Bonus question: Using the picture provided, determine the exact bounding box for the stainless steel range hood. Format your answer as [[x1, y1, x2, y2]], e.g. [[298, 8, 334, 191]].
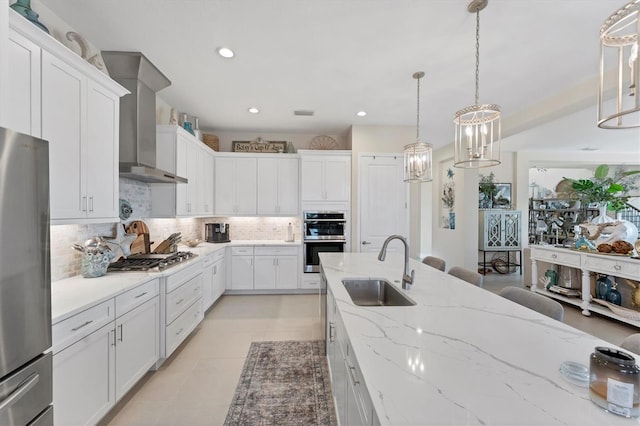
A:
[[102, 51, 187, 184]]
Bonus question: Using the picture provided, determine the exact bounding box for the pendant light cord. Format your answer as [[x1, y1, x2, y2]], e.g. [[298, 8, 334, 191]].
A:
[[416, 76, 421, 141], [475, 8, 480, 106]]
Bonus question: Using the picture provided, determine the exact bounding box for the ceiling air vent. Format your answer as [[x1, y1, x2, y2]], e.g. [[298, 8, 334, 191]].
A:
[[294, 110, 314, 116]]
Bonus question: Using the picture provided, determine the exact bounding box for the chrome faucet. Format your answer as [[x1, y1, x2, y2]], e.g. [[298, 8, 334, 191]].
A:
[[378, 235, 414, 290]]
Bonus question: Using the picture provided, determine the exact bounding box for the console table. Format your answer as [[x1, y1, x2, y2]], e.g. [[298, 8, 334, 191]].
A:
[[529, 245, 640, 327]]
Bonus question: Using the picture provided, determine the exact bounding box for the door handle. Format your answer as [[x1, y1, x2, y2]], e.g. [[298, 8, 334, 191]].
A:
[[362, 241, 372, 245]]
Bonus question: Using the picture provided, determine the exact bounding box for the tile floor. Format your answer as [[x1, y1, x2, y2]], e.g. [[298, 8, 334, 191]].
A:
[[101, 273, 639, 426]]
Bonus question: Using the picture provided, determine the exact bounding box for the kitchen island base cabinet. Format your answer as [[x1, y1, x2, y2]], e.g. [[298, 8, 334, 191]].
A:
[[52, 279, 160, 425], [326, 287, 378, 426]]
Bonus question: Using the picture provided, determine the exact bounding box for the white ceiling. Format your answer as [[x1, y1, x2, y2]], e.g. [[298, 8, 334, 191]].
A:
[[40, 0, 640, 153]]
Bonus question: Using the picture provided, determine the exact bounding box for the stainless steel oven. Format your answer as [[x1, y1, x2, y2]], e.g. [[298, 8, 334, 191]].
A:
[[303, 211, 346, 273]]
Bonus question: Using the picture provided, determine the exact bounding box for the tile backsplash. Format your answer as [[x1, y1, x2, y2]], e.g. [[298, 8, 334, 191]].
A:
[[50, 178, 301, 282]]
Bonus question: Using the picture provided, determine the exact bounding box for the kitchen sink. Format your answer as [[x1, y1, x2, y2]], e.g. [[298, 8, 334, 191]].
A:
[[341, 278, 416, 307]]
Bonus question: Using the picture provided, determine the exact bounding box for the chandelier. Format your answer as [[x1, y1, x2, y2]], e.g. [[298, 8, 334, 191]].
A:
[[404, 72, 433, 183], [453, 0, 501, 169], [597, 0, 640, 129]]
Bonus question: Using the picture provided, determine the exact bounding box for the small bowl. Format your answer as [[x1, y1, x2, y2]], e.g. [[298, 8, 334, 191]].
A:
[[184, 239, 202, 248]]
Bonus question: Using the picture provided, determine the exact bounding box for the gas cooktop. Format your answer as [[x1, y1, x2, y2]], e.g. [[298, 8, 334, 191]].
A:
[[108, 251, 197, 272]]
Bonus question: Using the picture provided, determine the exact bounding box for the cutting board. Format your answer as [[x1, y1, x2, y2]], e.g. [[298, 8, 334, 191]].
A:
[[126, 220, 150, 235], [125, 221, 152, 253]]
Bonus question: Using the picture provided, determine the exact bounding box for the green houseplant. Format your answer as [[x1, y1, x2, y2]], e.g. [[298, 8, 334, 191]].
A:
[[567, 164, 640, 212], [479, 172, 497, 208]]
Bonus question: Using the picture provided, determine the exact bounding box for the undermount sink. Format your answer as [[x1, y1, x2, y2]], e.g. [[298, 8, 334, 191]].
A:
[[341, 278, 416, 307]]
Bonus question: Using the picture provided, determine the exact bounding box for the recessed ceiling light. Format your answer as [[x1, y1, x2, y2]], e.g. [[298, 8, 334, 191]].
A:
[[217, 47, 235, 58], [356, 111, 367, 117], [248, 107, 260, 114]]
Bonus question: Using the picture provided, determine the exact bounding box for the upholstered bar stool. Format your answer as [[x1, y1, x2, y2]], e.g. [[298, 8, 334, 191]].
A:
[[498, 286, 564, 321], [422, 256, 446, 272], [448, 266, 483, 287]]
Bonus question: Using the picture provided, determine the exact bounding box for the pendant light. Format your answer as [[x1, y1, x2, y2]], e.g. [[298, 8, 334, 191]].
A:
[[597, 0, 640, 129], [404, 71, 433, 183], [453, 0, 501, 169]]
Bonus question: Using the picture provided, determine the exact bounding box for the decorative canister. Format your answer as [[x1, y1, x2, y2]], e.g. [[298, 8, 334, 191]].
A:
[[589, 346, 640, 417], [81, 250, 115, 278]]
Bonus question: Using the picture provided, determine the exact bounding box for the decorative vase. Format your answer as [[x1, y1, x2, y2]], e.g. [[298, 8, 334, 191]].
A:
[[596, 275, 612, 300], [607, 282, 622, 306], [449, 212, 455, 230], [193, 117, 203, 141], [10, 0, 49, 33], [591, 203, 614, 224]]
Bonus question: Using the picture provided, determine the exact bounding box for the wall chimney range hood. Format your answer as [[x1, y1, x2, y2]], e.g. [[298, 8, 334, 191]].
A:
[[101, 51, 187, 184]]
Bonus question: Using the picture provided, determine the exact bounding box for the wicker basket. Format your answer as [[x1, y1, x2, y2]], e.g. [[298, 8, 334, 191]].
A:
[[203, 134, 219, 151]]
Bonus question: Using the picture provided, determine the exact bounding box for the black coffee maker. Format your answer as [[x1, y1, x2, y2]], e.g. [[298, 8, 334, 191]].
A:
[[205, 223, 230, 243]]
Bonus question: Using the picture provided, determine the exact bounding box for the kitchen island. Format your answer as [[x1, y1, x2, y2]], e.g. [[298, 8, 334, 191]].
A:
[[320, 252, 637, 426]]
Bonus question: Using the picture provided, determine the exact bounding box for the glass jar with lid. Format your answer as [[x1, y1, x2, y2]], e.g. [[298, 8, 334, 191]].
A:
[[590, 346, 640, 417]]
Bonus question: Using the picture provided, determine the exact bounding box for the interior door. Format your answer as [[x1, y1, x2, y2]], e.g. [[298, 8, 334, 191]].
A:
[[358, 155, 408, 252]]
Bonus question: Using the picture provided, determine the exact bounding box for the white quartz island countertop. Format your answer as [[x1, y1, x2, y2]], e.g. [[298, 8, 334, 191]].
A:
[[319, 252, 638, 426]]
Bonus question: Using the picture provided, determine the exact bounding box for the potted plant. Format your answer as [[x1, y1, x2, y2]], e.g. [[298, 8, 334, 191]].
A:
[[566, 164, 640, 222], [479, 172, 497, 208]]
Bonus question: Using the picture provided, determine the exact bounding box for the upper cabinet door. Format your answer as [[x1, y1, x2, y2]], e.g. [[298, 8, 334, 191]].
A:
[[85, 80, 119, 220], [277, 158, 299, 215], [6, 29, 41, 137], [301, 158, 324, 201], [234, 158, 257, 214], [214, 157, 235, 215], [257, 158, 279, 214], [42, 50, 86, 221], [324, 157, 350, 202]]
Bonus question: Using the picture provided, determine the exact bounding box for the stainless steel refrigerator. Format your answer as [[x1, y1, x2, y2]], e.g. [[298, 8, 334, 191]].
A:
[[0, 127, 53, 425]]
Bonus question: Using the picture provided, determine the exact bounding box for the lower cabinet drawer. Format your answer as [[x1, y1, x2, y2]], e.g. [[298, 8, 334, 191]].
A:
[[531, 248, 581, 267], [115, 278, 159, 317], [52, 298, 115, 354], [166, 273, 203, 325], [165, 299, 203, 357], [583, 254, 640, 279]]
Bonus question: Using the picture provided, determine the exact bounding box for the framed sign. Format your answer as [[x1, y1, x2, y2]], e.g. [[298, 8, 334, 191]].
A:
[[493, 183, 512, 209], [232, 138, 287, 153]]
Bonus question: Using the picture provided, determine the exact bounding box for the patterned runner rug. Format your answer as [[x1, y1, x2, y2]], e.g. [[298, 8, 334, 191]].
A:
[[224, 340, 337, 426]]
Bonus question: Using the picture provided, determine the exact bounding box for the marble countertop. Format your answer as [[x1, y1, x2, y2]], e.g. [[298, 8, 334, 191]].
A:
[[320, 252, 637, 425], [52, 240, 300, 323]]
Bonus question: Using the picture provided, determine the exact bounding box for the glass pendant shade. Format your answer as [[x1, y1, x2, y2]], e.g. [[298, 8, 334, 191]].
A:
[[404, 141, 433, 183], [453, 104, 501, 168], [597, 0, 640, 129]]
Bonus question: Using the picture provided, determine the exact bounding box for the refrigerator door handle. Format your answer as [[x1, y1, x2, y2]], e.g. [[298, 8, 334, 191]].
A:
[[0, 373, 39, 417]]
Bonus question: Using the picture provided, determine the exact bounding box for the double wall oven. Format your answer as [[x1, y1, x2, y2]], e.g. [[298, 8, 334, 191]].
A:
[[303, 211, 346, 273]]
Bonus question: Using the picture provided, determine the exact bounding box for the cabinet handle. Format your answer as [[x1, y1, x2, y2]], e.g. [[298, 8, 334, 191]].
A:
[[362, 241, 371, 245], [551, 254, 557, 259], [118, 324, 123, 342], [176, 298, 184, 305], [111, 329, 116, 346], [0, 373, 39, 417], [348, 365, 360, 385], [176, 328, 184, 336], [329, 322, 335, 342], [214, 265, 217, 274], [82, 196, 87, 212], [615, 265, 622, 271], [135, 291, 148, 299], [72, 320, 93, 331], [89, 196, 94, 212]]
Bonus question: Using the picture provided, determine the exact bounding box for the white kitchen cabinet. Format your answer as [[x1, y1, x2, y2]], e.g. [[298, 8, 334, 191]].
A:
[[212, 254, 226, 301], [160, 262, 204, 360], [229, 246, 255, 290], [257, 157, 300, 215], [52, 279, 160, 425], [53, 321, 115, 426], [6, 27, 40, 136], [478, 209, 522, 250], [114, 295, 159, 400], [215, 155, 257, 215], [326, 284, 376, 426], [254, 246, 298, 290], [202, 249, 227, 310], [300, 151, 351, 202], [9, 13, 127, 224], [153, 125, 215, 218]]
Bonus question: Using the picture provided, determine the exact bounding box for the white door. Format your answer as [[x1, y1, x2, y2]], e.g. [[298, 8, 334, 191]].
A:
[[257, 158, 279, 214], [254, 256, 276, 289], [301, 157, 324, 201], [278, 158, 300, 215], [214, 157, 235, 215], [324, 156, 351, 202], [230, 255, 254, 289], [275, 255, 298, 289], [358, 155, 408, 252], [234, 158, 257, 214]]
